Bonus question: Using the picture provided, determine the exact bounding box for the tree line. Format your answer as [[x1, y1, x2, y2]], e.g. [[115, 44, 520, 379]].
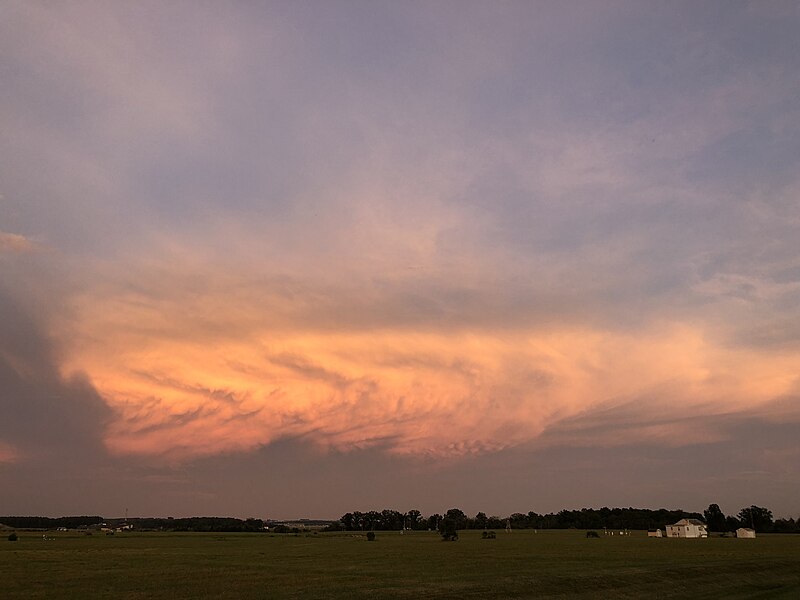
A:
[[122, 517, 267, 532], [4, 505, 798, 533], [331, 507, 703, 532], [702, 504, 799, 533], [333, 504, 800, 533], [0, 516, 102, 529], [0, 516, 266, 532]]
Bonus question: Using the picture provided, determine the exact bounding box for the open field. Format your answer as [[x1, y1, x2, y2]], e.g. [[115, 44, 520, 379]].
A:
[[3, 529, 800, 599]]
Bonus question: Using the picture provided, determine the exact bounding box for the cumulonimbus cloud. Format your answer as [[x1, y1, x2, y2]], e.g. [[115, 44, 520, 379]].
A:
[[55, 255, 800, 464]]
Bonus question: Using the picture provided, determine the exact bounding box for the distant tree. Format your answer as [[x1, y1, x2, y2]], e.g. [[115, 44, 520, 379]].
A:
[[380, 509, 403, 530], [509, 513, 528, 529], [474, 512, 488, 530], [427, 514, 442, 531], [737, 506, 773, 533], [487, 515, 504, 529], [444, 508, 467, 530], [773, 518, 799, 534], [440, 517, 458, 541], [362, 511, 381, 531], [703, 504, 727, 532], [244, 518, 264, 532], [350, 511, 364, 531], [554, 510, 571, 528], [725, 515, 741, 531], [340, 513, 354, 531], [405, 510, 422, 530]]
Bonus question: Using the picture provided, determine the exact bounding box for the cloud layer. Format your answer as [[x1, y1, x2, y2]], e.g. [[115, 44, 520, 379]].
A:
[[58, 252, 799, 464]]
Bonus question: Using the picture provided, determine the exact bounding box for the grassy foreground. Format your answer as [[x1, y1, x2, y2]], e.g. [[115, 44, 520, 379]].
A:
[[3, 529, 799, 599]]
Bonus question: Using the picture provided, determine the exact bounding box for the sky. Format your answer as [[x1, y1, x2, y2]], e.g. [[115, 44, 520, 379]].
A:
[[1, 0, 799, 520]]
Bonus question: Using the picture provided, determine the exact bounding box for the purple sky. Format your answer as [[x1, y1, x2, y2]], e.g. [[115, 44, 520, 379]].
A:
[[1, 1, 799, 520]]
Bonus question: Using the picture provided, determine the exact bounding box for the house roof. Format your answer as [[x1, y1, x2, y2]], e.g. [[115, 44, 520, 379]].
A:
[[670, 518, 706, 526]]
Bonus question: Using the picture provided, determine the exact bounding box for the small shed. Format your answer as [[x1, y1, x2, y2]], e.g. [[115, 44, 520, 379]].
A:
[[647, 529, 663, 538], [736, 528, 756, 538]]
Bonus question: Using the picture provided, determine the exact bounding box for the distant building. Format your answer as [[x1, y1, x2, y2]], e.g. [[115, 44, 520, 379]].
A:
[[647, 529, 663, 538], [665, 519, 707, 538], [736, 528, 756, 538]]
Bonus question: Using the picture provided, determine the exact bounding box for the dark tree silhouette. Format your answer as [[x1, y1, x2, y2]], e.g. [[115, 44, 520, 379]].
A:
[[703, 504, 727, 532], [440, 517, 458, 541], [444, 508, 467, 530], [737, 506, 773, 532]]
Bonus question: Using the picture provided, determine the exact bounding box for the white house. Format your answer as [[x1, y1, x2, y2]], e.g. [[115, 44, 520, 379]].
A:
[[736, 528, 756, 538], [665, 518, 708, 538], [647, 529, 663, 538]]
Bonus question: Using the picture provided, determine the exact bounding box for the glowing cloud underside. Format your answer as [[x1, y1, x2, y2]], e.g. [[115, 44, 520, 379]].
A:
[[0, 441, 18, 463], [60, 275, 798, 463]]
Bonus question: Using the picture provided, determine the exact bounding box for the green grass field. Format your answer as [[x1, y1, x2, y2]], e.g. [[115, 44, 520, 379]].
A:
[[3, 529, 799, 599]]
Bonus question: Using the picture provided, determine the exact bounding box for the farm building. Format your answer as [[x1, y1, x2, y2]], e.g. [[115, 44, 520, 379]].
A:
[[665, 519, 707, 538], [647, 529, 663, 537], [736, 528, 756, 538]]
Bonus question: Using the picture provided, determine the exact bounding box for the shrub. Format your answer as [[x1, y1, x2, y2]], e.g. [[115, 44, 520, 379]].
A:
[[440, 517, 458, 541], [366, 531, 376, 541], [586, 530, 600, 538], [8, 533, 18, 541]]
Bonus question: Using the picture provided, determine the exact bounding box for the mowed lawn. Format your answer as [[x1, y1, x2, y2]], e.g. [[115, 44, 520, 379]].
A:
[[3, 529, 799, 599]]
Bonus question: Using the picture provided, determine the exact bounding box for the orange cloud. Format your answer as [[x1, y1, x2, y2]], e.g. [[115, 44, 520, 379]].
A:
[[0, 232, 38, 254], [0, 441, 19, 463], [57, 271, 800, 464]]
